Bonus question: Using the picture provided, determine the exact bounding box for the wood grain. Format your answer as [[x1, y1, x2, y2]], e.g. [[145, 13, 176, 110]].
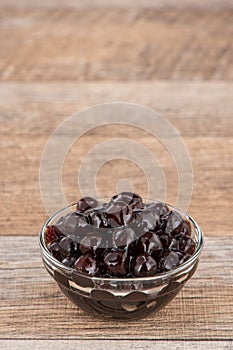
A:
[[0, 340, 233, 350], [0, 0, 233, 9], [0, 82, 232, 236], [0, 7, 232, 81], [1, 81, 232, 137], [0, 236, 232, 340]]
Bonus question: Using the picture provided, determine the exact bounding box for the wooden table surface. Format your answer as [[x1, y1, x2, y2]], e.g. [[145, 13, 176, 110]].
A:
[[0, 1, 232, 349]]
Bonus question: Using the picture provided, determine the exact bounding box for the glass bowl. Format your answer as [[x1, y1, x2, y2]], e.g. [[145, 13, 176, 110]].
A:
[[39, 200, 203, 320]]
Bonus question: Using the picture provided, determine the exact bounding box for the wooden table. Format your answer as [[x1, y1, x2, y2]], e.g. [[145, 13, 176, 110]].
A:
[[0, 1, 232, 349]]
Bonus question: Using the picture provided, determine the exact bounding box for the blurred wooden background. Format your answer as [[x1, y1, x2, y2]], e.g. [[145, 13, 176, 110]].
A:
[[0, 0, 232, 349]]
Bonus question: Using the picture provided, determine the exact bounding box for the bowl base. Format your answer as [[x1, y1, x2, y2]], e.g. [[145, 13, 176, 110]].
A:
[[59, 281, 183, 320]]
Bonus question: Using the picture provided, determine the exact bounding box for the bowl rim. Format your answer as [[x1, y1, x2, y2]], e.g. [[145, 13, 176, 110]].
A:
[[39, 200, 204, 282]]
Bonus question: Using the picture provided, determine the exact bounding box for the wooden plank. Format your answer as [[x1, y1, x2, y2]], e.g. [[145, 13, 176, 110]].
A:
[[0, 8, 232, 81], [0, 236, 232, 339], [1, 81, 232, 137], [0, 340, 233, 350], [0, 82, 232, 236], [0, 0, 232, 9], [1, 135, 232, 236]]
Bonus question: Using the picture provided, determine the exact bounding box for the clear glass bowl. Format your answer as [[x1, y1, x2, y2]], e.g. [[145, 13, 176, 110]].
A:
[[39, 201, 203, 320]]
